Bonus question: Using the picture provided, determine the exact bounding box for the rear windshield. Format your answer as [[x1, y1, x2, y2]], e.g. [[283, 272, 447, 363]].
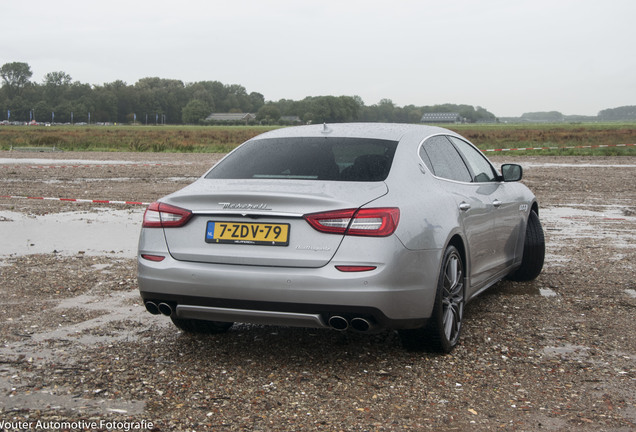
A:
[[206, 137, 398, 181]]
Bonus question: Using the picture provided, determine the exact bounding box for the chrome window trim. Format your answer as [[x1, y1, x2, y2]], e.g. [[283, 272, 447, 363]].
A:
[[416, 133, 503, 185]]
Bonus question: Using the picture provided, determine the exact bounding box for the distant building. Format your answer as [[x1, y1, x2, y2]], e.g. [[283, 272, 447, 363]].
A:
[[281, 115, 302, 124], [420, 113, 462, 124], [205, 113, 256, 124]]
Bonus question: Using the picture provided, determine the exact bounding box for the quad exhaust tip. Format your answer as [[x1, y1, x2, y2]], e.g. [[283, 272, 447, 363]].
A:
[[328, 315, 349, 331], [350, 317, 372, 332], [328, 315, 376, 332], [145, 301, 174, 317], [145, 301, 160, 315], [158, 302, 173, 316]]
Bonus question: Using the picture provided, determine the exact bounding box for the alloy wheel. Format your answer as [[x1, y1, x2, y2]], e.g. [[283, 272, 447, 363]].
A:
[[441, 252, 464, 345]]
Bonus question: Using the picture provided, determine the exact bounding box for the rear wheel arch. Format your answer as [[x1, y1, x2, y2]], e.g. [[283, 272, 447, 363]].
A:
[[399, 242, 466, 353]]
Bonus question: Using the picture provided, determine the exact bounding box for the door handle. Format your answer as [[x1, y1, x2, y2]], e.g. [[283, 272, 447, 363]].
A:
[[459, 202, 471, 211], [492, 199, 502, 208]]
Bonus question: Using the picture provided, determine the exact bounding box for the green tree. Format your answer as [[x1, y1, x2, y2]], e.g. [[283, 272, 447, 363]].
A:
[[248, 92, 265, 112], [185, 82, 216, 113], [598, 106, 636, 121], [376, 99, 396, 122], [0, 62, 33, 98], [43, 71, 72, 107], [43, 71, 72, 87], [182, 99, 210, 124], [520, 111, 564, 122], [92, 86, 118, 122], [135, 77, 187, 123], [33, 100, 52, 123], [256, 104, 281, 124], [104, 80, 137, 124]]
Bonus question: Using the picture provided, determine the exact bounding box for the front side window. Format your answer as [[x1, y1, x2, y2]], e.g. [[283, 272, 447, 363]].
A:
[[448, 136, 497, 182], [206, 137, 398, 182], [420, 135, 472, 182]]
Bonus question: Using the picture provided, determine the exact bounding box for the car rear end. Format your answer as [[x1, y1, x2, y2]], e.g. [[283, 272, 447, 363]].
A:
[[137, 125, 440, 331]]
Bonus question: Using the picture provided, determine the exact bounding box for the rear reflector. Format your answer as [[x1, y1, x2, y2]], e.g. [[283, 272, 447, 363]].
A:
[[141, 254, 166, 262], [335, 265, 377, 272], [142, 202, 193, 228], [304, 208, 399, 237]]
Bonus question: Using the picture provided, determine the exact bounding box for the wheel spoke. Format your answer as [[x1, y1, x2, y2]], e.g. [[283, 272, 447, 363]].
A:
[[443, 303, 461, 340], [445, 257, 458, 289], [444, 308, 455, 341], [441, 252, 464, 343]]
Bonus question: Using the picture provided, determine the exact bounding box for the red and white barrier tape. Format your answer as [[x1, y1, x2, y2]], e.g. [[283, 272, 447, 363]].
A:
[[0, 195, 149, 206], [483, 143, 635, 153]]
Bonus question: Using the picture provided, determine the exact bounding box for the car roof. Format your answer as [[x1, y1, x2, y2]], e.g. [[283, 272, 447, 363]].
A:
[[251, 122, 452, 142]]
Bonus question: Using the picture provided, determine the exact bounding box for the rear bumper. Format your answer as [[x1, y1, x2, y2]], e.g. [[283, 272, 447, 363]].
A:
[[137, 246, 442, 330]]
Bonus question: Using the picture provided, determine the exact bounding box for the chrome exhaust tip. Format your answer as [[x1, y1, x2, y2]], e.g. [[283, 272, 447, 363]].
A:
[[158, 302, 173, 316], [350, 317, 370, 332], [144, 301, 160, 315], [328, 315, 349, 331], [350, 317, 373, 332]]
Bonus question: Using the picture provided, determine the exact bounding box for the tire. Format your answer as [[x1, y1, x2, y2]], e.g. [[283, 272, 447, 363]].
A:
[[170, 317, 233, 334], [508, 210, 545, 281], [399, 245, 465, 353]]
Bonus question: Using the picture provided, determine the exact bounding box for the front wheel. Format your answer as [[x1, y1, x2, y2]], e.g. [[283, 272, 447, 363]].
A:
[[508, 210, 545, 281], [399, 245, 465, 353]]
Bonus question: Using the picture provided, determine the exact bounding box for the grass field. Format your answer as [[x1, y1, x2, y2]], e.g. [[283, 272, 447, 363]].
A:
[[1, 123, 635, 156]]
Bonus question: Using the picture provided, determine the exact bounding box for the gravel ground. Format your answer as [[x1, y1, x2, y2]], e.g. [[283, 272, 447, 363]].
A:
[[0, 151, 634, 431]]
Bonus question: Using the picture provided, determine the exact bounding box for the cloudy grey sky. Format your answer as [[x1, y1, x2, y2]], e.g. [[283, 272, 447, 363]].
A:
[[2, 0, 634, 117]]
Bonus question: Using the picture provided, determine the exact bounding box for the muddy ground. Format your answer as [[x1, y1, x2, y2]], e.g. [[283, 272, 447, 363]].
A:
[[0, 151, 634, 431]]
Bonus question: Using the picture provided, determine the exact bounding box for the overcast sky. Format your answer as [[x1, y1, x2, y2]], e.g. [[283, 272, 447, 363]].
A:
[[1, 0, 634, 117]]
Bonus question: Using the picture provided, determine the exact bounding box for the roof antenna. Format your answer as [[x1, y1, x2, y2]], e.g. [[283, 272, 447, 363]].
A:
[[321, 123, 332, 134]]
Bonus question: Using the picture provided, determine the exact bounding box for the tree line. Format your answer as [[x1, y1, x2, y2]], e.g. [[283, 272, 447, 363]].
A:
[[1, 61, 497, 125], [598, 106, 636, 122]]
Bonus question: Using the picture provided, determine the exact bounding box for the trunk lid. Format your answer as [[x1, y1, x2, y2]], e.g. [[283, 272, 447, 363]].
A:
[[161, 179, 388, 267]]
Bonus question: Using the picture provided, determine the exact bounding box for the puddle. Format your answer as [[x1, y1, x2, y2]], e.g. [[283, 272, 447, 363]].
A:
[[0, 290, 164, 358], [543, 204, 632, 220], [543, 252, 570, 269], [0, 288, 165, 415], [543, 344, 591, 361], [1, 385, 146, 416], [39, 290, 167, 346], [539, 288, 558, 297], [506, 285, 560, 298], [0, 208, 143, 257], [541, 205, 636, 244]]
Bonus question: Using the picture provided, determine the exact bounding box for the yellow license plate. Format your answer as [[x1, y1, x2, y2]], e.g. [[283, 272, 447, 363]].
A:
[[205, 221, 289, 246]]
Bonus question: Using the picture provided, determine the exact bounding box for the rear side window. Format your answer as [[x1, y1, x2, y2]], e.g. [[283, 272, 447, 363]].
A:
[[206, 137, 398, 181], [420, 135, 472, 182], [448, 136, 497, 182]]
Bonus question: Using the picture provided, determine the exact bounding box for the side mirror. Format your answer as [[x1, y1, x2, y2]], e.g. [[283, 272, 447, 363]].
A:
[[501, 164, 523, 182]]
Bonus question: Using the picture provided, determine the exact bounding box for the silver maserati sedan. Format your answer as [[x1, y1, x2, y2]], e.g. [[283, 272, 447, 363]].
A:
[[138, 123, 544, 352]]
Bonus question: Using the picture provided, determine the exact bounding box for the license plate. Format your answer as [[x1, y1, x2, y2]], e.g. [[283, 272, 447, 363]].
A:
[[205, 221, 290, 246]]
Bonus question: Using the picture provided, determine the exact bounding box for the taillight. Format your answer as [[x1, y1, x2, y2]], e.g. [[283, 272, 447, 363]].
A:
[[142, 202, 193, 228], [304, 208, 399, 237]]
